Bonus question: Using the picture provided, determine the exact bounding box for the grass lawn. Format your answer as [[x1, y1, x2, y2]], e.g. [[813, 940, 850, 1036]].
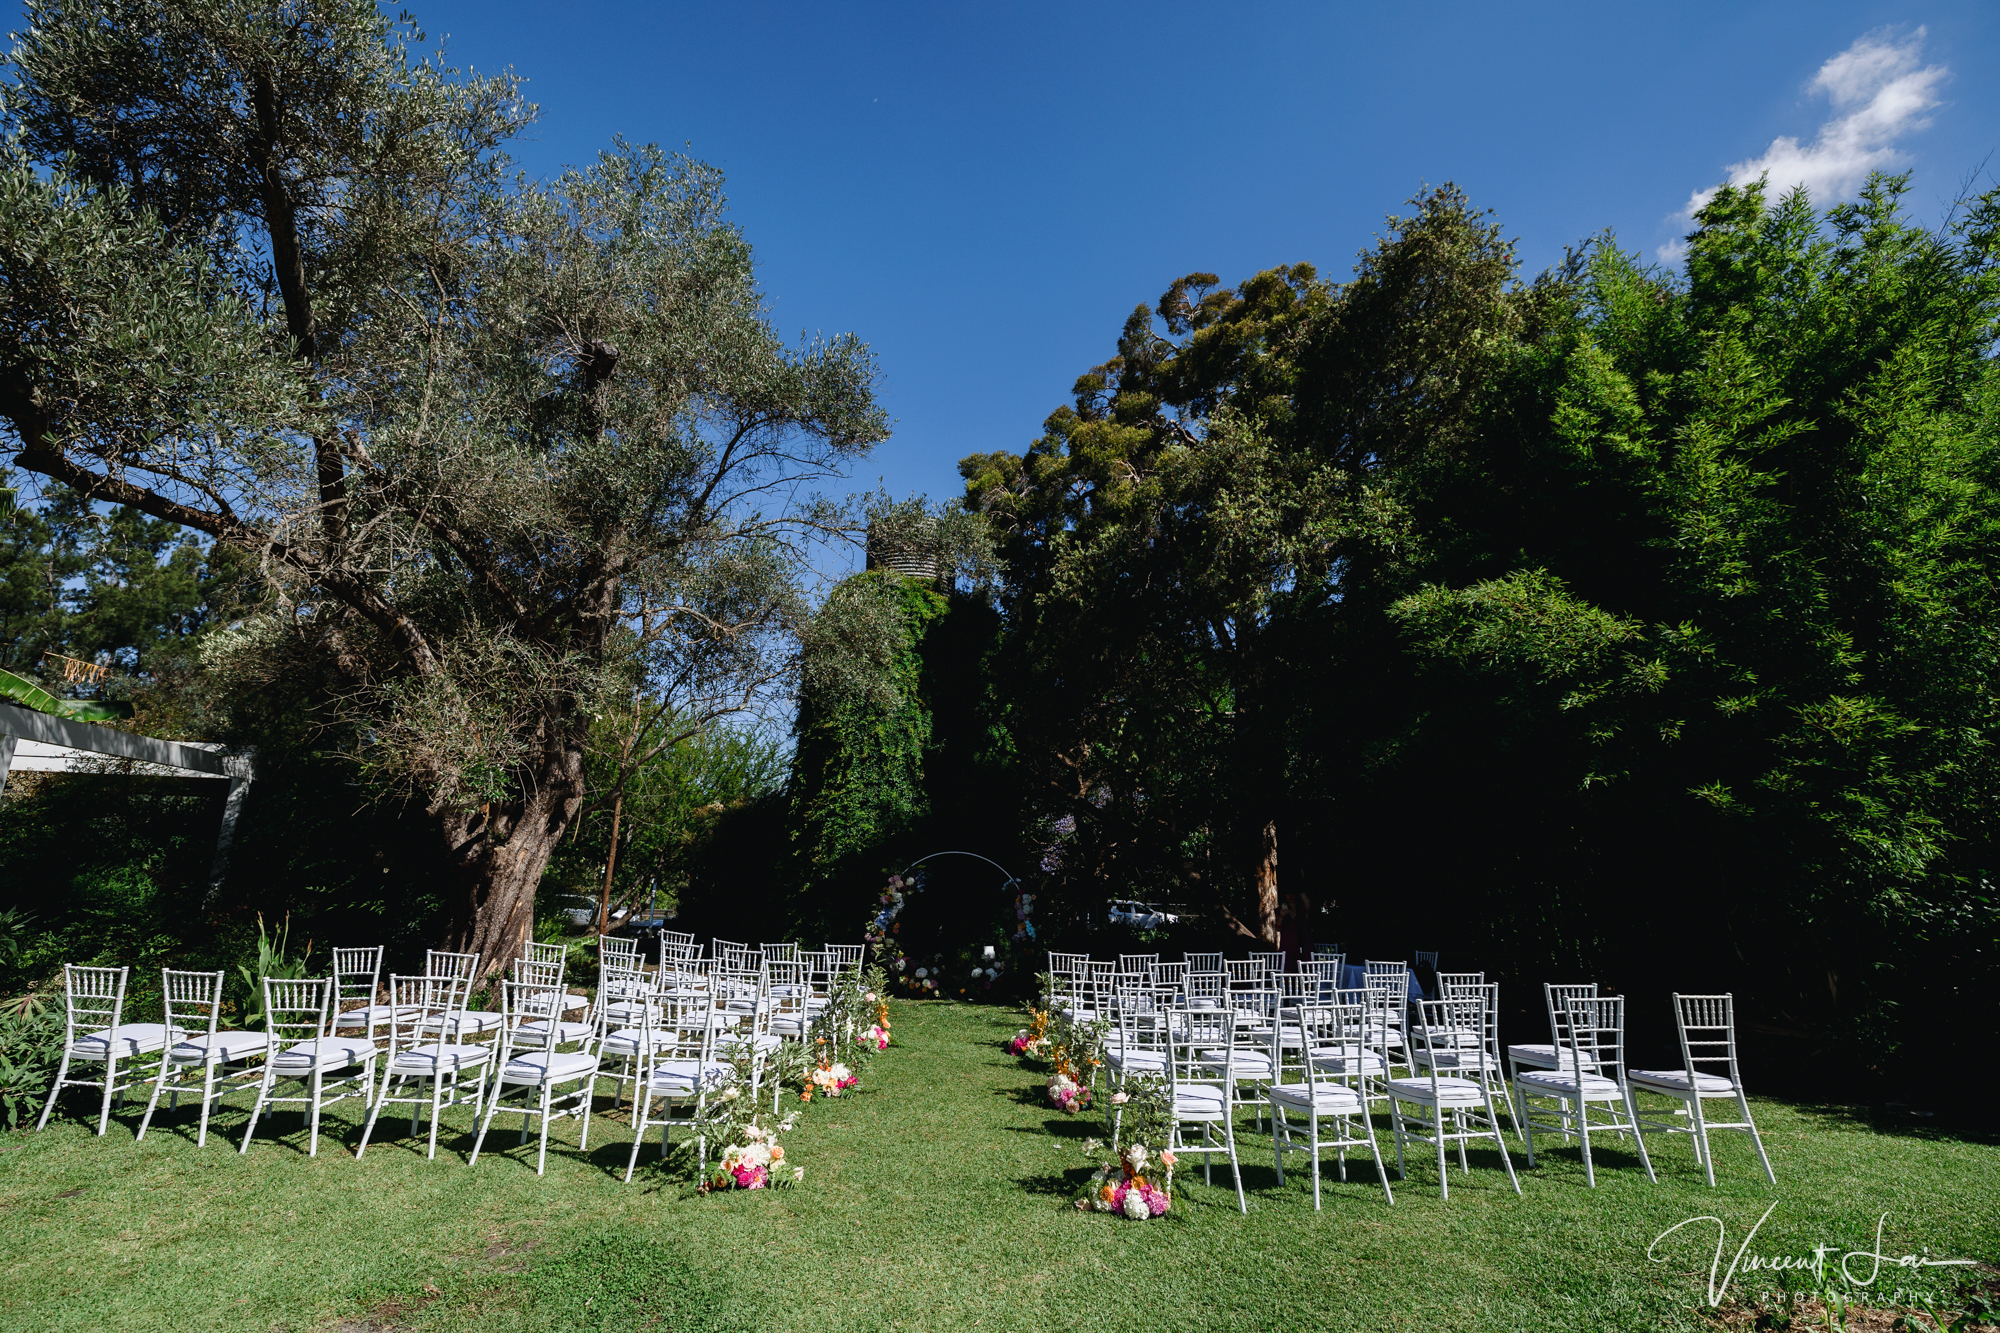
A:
[[1, 1000, 1994, 1333]]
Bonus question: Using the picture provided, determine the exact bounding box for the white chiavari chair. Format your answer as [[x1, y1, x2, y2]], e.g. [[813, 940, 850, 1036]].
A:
[[1167, 996, 1246, 1212], [357, 973, 492, 1160], [468, 980, 600, 1176], [1386, 996, 1521, 1200], [622, 991, 728, 1183], [239, 977, 376, 1157], [1518, 995, 1655, 1187], [1270, 1000, 1395, 1208], [38, 964, 175, 1136], [138, 968, 269, 1146], [1630, 993, 1775, 1186], [329, 947, 392, 1042]]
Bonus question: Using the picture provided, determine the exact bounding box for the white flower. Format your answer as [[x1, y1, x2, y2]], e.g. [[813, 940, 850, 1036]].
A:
[[970, 966, 982, 977], [793, 1166, 804, 1182], [722, 1087, 738, 1101], [864, 992, 877, 1002], [1081, 1138, 1102, 1156], [1095, 1197, 1116, 1212], [1123, 1189, 1151, 1220], [1125, 1144, 1149, 1172], [915, 968, 928, 979]]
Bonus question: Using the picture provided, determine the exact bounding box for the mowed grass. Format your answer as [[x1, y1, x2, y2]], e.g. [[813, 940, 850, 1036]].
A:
[[1, 1001, 1994, 1333]]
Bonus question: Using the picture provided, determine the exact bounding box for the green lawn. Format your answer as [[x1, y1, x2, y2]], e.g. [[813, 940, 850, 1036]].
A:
[[1, 1001, 1993, 1333]]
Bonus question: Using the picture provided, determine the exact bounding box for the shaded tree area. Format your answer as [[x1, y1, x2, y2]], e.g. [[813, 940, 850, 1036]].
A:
[[964, 177, 2000, 1088]]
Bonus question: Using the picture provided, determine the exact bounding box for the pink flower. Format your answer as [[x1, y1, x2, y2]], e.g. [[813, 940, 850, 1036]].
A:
[[730, 1163, 768, 1189], [1145, 1185, 1170, 1216]]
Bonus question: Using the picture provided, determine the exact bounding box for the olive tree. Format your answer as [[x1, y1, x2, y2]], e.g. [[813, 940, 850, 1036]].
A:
[[0, 0, 887, 967]]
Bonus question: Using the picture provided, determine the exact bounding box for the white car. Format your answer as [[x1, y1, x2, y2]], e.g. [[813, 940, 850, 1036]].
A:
[[1107, 900, 1178, 929]]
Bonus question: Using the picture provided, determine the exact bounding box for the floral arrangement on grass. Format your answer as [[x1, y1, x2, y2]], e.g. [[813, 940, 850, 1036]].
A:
[[804, 1059, 857, 1100], [702, 1121, 802, 1193], [1008, 1005, 1049, 1059], [1074, 1139, 1174, 1219], [1047, 1071, 1091, 1113]]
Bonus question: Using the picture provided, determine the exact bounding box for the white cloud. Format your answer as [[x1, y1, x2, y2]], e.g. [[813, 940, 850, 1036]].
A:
[[1659, 28, 1947, 259]]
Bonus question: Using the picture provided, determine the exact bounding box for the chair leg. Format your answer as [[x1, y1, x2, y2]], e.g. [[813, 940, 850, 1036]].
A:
[[1433, 1106, 1450, 1201], [1624, 1087, 1656, 1183], [1225, 1115, 1245, 1214], [427, 1074, 445, 1160], [1309, 1112, 1322, 1211], [1389, 1099, 1408, 1180], [308, 1069, 324, 1157], [97, 1054, 118, 1136], [1577, 1098, 1596, 1188], [1739, 1092, 1775, 1185], [37, 1049, 74, 1132], [137, 1056, 173, 1142], [1691, 1094, 1715, 1187], [1487, 1090, 1521, 1195], [535, 1081, 554, 1176], [1364, 1114, 1394, 1206], [578, 1074, 596, 1151], [197, 1062, 221, 1148], [624, 1091, 648, 1184], [239, 1064, 278, 1153], [467, 1082, 499, 1167], [1518, 1078, 1537, 1168], [356, 1071, 386, 1159]]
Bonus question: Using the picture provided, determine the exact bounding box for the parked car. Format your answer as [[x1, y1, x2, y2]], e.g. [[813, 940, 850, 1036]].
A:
[[1107, 900, 1178, 929]]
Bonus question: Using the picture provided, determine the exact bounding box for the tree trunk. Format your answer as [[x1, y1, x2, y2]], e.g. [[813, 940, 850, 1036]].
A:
[[595, 788, 625, 938], [443, 735, 588, 976], [1255, 818, 1280, 946]]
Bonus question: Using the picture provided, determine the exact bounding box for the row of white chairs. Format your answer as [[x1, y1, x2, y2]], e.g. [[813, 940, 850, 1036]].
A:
[[36, 938, 867, 1178], [1054, 953, 1774, 1211]]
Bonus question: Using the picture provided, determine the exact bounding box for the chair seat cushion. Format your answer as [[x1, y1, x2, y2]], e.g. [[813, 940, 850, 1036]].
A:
[[1199, 1050, 1275, 1079], [1414, 1050, 1499, 1074], [1387, 1076, 1488, 1106], [389, 1043, 490, 1073], [500, 1051, 599, 1083], [1516, 1070, 1623, 1099], [167, 1030, 270, 1063], [1507, 1043, 1599, 1071], [604, 1000, 663, 1024], [423, 1010, 504, 1036], [516, 1019, 596, 1044], [1309, 1051, 1386, 1075], [271, 1036, 377, 1073], [644, 1059, 732, 1096], [1172, 1085, 1228, 1117], [1105, 1048, 1166, 1073], [334, 1004, 416, 1028], [1414, 1026, 1482, 1049], [69, 1023, 181, 1060], [1271, 1082, 1366, 1114], [1629, 1069, 1736, 1095], [770, 1018, 809, 1037], [716, 1032, 781, 1056]]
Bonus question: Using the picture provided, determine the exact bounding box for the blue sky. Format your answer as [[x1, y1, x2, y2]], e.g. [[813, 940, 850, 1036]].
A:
[[314, 5, 2000, 572]]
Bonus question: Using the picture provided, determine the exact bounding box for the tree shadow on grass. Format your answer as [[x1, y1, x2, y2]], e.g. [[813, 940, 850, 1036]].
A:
[[1019, 1166, 1096, 1197], [1790, 1100, 2000, 1146]]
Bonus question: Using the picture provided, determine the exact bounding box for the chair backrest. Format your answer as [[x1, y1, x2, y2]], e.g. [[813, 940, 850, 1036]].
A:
[[382, 972, 463, 1053], [1275, 971, 1312, 1008], [1184, 952, 1223, 974], [1169, 998, 1236, 1095], [1117, 953, 1158, 976], [1249, 951, 1286, 978], [61, 964, 128, 1037], [1184, 970, 1227, 1009], [1312, 946, 1343, 962], [331, 947, 383, 1011], [1149, 961, 1188, 994], [426, 950, 481, 981], [262, 976, 333, 1047], [1364, 960, 1407, 982], [723, 947, 763, 974], [496, 980, 568, 1062], [1045, 952, 1088, 976], [1670, 993, 1744, 1087], [1438, 971, 1484, 996], [1301, 959, 1343, 1001], [710, 937, 747, 960], [159, 968, 225, 1044], [1566, 995, 1629, 1082], [526, 941, 567, 968], [1542, 982, 1598, 1054], [601, 935, 641, 966], [660, 930, 696, 947], [760, 943, 799, 963], [1224, 958, 1264, 985], [824, 943, 864, 968], [1413, 950, 1440, 969], [1290, 1000, 1372, 1096], [1407, 995, 1482, 1092], [512, 956, 565, 998]]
